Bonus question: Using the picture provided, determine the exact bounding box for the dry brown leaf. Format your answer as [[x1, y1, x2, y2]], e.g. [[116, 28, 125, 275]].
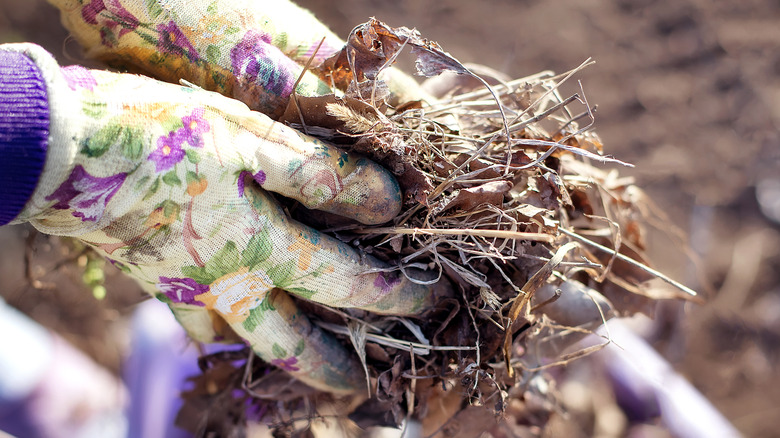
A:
[[516, 203, 559, 232], [439, 180, 512, 213], [315, 17, 473, 92], [452, 154, 503, 179], [503, 241, 579, 377]]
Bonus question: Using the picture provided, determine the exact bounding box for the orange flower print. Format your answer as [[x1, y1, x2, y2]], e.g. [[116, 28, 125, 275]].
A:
[[143, 202, 179, 229], [195, 15, 236, 45], [195, 267, 273, 324], [186, 176, 208, 196], [287, 231, 320, 272]]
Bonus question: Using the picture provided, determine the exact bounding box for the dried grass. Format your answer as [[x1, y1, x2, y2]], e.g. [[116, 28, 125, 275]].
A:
[[182, 19, 699, 437]]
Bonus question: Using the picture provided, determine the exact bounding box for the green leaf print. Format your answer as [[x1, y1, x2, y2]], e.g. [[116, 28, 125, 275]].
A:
[[185, 170, 200, 185], [210, 71, 226, 89], [99, 26, 119, 48], [204, 241, 241, 281], [137, 30, 159, 49], [111, 260, 132, 275], [275, 32, 288, 51], [134, 175, 151, 191], [337, 152, 349, 168], [243, 306, 261, 332], [120, 127, 144, 160], [285, 286, 317, 300], [155, 292, 173, 304], [242, 300, 275, 333], [81, 100, 107, 118], [159, 115, 184, 134], [145, 0, 164, 19], [267, 259, 296, 289], [206, 44, 221, 65], [143, 176, 161, 200], [162, 170, 182, 186], [81, 124, 122, 158], [185, 149, 201, 164], [241, 229, 272, 270], [180, 265, 215, 285], [293, 339, 305, 356], [272, 343, 287, 359], [160, 199, 181, 219]]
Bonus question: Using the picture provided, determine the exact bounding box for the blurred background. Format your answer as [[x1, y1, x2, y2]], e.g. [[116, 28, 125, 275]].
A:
[[1, 0, 778, 436]]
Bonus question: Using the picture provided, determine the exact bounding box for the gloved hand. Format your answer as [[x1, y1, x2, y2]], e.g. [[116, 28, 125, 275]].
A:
[[0, 0, 444, 394], [49, 0, 427, 117]]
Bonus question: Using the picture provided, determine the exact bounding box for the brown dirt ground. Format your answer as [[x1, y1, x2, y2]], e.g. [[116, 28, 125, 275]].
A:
[[2, 0, 779, 436]]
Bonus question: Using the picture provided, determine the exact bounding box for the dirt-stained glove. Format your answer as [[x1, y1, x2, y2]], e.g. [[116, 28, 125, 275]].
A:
[[0, 38, 442, 392]]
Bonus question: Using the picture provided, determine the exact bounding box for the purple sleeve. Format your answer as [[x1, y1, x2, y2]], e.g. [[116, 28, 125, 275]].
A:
[[0, 50, 50, 226]]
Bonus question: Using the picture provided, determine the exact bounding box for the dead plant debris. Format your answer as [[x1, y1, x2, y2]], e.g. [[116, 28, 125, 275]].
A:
[[177, 18, 697, 437]]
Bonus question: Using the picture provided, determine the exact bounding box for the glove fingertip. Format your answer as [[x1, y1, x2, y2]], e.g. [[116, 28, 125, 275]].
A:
[[328, 157, 402, 225]]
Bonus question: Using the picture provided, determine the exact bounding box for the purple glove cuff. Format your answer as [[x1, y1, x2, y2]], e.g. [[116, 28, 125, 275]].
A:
[[0, 50, 50, 226]]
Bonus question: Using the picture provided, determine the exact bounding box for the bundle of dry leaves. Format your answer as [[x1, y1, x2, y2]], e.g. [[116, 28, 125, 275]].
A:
[[177, 19, 697, 437]]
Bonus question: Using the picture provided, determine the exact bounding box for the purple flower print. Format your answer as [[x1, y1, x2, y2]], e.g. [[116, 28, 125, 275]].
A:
[[82, 0, 138, 28], [230, 30, 297, 97], [157, 20, 200, 62], [81, 0, 107, 24], [148, 130, 186, 172], [81, 0, 139, 46], [271, 356, 300, 372], [45, 165, 127, 222], [156, 277, 208, 306], [180, 108, 210, 148], [253, 170, 266, 185], [237, 170, 251, 197], [301, 39, 341, 65], [374, 271, 402, 295], [237, 170, 267, 197], [61, 66, 98, 91]]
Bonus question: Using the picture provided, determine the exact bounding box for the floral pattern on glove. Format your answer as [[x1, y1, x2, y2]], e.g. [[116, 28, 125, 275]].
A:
[[54, 0, 335, 117], [157, 20, 201, 62], [81, 0, 139, 46], [148, 131, 187, 172], [195, 267, 274, 324], [34, 62, 427, 338], [230, 30, 297, 98], [180, 108, 210, 148], [61, 65, 98, 90], [10, 35, 434, 393], [147, 107, 211, 172], [270, 341, 305, 372], [45, 165, 127, 222], [157, 277, 209, 306]]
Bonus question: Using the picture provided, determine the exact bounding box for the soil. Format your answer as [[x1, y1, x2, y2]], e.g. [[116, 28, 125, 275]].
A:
[[1, 0, 779, 436]]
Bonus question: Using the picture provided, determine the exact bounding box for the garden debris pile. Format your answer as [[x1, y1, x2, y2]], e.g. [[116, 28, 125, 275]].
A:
[[178, 18, 697, 437]]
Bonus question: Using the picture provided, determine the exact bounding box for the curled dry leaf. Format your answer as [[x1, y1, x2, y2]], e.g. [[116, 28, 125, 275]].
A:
[[438, 180, 513, 213], [315, 17, 472, 92], [503, 241, 580, 377]]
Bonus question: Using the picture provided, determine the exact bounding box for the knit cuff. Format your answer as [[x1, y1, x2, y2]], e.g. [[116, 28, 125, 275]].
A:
[[0, 50, 50, 226]]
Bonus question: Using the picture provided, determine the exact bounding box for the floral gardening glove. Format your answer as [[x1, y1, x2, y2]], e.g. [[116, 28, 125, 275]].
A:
[[0, 39, 442, 392], [48, 0, 428, 118]]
